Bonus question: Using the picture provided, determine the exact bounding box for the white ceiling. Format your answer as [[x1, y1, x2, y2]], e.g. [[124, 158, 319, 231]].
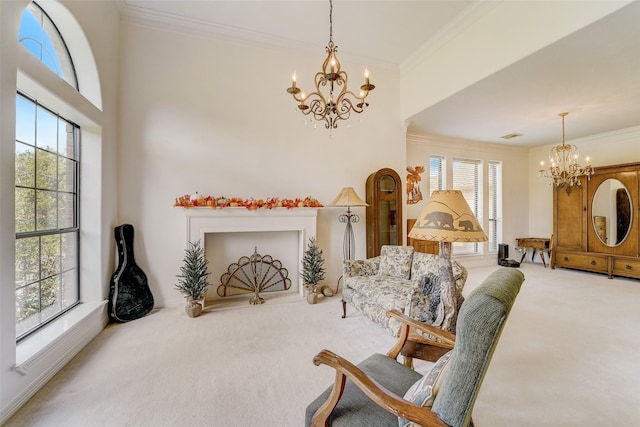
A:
[[120, 0, 640, 147]]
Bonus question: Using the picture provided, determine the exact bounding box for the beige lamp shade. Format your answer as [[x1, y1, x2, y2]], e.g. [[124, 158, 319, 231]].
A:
[[408, 190, 488, 243], [328, 187, 368, 207]]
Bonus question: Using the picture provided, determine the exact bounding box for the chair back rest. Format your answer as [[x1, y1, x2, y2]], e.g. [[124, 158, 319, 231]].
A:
[[431, 268, 524, 427]]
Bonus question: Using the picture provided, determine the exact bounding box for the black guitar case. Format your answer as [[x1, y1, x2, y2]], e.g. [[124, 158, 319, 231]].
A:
[[108, 224, 154, 322]]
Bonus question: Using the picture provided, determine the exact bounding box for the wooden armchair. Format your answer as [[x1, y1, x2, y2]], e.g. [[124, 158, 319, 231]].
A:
[[305, 268, 525, 427]]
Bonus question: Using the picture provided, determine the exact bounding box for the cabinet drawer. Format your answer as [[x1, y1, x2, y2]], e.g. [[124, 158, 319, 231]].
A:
[[612, 258, 640, 279], [555, 252, 608, 273]]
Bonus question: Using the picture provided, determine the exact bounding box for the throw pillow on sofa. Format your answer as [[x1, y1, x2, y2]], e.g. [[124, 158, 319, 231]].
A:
[[379, 245, 414, 279]]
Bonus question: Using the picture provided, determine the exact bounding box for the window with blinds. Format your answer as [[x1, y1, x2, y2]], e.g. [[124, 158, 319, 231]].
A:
[[488, 161, 502, 253], [452, 158, 481, 254], [429, 155, 445, 197]]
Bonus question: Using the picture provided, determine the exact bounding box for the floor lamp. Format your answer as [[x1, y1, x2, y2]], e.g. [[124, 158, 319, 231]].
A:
[[408, 190, 487, 332], [328, 187, 368, 290]]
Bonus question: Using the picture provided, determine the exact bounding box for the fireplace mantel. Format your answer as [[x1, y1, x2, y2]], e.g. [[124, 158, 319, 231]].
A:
[[183, 208, 318, 299]]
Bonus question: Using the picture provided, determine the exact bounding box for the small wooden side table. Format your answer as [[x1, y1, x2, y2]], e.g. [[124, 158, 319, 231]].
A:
[[516, 237, 551, 267]]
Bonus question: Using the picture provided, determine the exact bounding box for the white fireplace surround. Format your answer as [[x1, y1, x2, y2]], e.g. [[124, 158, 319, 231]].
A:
[[185, 208, 318, 299]]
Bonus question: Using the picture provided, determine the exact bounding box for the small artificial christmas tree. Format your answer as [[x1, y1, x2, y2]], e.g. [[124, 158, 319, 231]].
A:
[[175, 240, 211, 316], [300, 237, 326, 303]]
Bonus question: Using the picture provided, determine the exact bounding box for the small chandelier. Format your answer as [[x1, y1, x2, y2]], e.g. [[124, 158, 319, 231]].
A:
[[539, 112, 594, 187], [286, 0, 375, 130]]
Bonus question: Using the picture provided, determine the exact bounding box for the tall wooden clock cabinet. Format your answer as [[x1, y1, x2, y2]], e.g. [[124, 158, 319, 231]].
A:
[[366, 168, 403, 258]]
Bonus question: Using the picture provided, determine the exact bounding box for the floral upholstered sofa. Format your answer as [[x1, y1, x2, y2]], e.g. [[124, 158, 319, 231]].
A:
[[341, 245, 467, 336]]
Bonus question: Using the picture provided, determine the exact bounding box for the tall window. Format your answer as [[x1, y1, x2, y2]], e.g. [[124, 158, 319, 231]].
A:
[[15, 94, 80, 340], [429, 155, 445, 197], [452, 158, 481, 255], [488, 161, 502, 253], [16, 2, 81, 341]]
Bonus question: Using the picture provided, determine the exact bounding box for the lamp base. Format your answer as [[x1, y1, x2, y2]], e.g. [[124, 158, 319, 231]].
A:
[[436, 241, 459, 333]]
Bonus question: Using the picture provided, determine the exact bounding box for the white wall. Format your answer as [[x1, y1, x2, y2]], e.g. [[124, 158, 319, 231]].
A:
[[117, 19, 406, 307], [528, 126, 640, 238], [400, 0, 633, 120], [0, 0, 120, 421], [406, 133, 529, 258]]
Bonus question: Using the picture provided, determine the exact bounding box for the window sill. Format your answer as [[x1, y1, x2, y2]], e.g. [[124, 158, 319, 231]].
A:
[[13, 300, 107, 375]]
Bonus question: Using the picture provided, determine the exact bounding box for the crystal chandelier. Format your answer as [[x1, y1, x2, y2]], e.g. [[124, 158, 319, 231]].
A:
[[286, 0, 375, 130], [539, 112, 594, 187]]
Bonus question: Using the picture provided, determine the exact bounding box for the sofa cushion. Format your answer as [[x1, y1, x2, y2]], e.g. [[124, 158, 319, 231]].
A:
[[398, 351, 453, 427], [379, 246, 414, 279], [410, 252, 439, 280], [343, 257, 380, 278], [345, 275, 413, 302]]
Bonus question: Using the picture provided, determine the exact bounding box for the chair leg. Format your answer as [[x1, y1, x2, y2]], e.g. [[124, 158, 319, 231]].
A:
[[403, 355, 414, 369], [341, 299, 347, 319]]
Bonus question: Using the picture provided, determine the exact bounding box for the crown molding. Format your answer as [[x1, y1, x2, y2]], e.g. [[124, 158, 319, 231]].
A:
[[407, 131, 528, 154], [400, 0, 501, 73], [570, 124, 640, 145], [116, 1, 398, 73]]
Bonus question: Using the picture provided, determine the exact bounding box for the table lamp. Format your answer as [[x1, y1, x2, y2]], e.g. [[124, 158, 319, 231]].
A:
[[408, 189, 487, 332]]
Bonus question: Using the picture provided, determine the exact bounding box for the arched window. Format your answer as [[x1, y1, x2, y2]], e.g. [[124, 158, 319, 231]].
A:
[[18, 1, 78, 90], [16, 2, 81, 340]]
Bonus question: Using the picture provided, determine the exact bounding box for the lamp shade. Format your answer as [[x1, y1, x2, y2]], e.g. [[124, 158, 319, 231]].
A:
[[408, 190, 487, 243], [328, 187, 368, 207]]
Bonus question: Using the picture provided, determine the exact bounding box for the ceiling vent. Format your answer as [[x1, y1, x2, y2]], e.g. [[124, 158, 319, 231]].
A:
[[500, 133, 523, 140]]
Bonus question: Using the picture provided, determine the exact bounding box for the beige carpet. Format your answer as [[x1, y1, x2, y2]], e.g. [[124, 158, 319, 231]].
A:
[[5, 262, 640, 426]]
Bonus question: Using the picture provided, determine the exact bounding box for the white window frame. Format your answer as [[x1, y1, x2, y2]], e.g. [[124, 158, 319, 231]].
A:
[[488, 161, 502, 253]]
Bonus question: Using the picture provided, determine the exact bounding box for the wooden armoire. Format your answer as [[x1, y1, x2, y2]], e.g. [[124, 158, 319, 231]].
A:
[[552, 162, 640, 279]]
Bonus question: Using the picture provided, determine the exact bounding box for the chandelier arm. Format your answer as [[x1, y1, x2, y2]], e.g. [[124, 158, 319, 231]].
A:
[[308, 97, 328, 118], [337, 90, 369, 113]]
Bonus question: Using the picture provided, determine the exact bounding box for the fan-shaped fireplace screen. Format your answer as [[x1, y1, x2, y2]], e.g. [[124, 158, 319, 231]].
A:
[[217, 247, 292, 305]]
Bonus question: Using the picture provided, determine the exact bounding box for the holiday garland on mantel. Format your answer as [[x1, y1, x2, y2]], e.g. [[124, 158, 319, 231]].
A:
[[174, 194, 323, 210]]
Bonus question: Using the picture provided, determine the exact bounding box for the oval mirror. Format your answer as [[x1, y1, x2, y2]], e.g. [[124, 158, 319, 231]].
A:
[[591, 178, 632, 246]]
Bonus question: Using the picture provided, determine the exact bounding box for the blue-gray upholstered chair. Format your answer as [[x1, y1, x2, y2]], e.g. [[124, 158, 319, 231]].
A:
[[305, 268, 525, 427]]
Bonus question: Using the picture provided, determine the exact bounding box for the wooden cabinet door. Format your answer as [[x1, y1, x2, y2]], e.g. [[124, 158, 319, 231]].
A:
[[553, 178, 587, 251], [407, 219, 439, 254], [587, 170, 638, 256]]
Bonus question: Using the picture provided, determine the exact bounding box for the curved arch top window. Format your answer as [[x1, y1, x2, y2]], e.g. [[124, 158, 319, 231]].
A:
[[19, 2, 78, 90]]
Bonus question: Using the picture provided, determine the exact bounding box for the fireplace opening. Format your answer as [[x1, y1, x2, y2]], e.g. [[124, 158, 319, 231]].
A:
[[218, 247, 292, 305], [204, 230, 299, 302]]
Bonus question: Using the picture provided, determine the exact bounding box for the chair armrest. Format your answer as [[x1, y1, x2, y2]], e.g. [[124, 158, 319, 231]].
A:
[[387, 310, 456, 345], [385, 309, 455, 362], [311, 349, 448, 427]]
